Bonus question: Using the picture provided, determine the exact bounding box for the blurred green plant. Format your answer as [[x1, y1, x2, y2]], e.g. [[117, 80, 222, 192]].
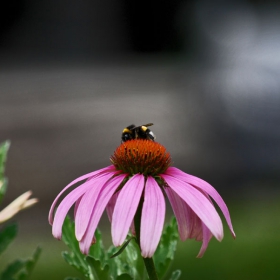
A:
[[62, 216, 181, 280], [0, 141, 41, 280]]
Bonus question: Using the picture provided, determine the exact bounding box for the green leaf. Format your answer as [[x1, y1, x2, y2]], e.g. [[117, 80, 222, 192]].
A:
[[17, 247, 41, 280], [0, 141, 10, 204], [60, 216, 180, 280], [169, 270, 181, 280], [0, 223, 18, 255], [115, 274, 135, 280], [88, 227, 106, 263], [0, 246, 41, 280], [0, 141, 10, 179], [154, 217, 179, 279], [62, 216, 112, 279], [61, 217, 89, 277], [110, 237, 135, 259], [85, 256, 111, 280], [0, 178, 8, 205], [62, 217, 142, 280], [107, 237, 144, 280], [0, 259, 25, 280]]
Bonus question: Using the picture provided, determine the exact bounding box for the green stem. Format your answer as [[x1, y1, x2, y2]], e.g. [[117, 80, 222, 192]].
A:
[[135, 196, 159, 280]]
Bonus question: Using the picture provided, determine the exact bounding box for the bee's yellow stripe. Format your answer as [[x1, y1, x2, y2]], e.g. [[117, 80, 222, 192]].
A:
[[123, 128, 132, 133]]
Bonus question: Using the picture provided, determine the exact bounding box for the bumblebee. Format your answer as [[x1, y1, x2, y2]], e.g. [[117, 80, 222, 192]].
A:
[[121, 123, 156, 142]]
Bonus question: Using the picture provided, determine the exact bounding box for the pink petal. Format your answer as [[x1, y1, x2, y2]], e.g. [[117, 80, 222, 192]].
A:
[[79, 174, 127, 254], [140, 176, 165, 258], [106, 191, 120, 223], [197, 223, 213, 258], [193, 216, 203, 241], [166, 167, 235, 238], [112, 174, 145, 246], [74, 176, 97, 218], [161, 174, 223, 241], [52, 178, 99, 239], [49, 165, 115, 224], [165, 187, 201, 241], [75, 172, 115, 241], [165, 186, 212, 256], [165, 187, 190, 240], [74, 196, 83, 219]]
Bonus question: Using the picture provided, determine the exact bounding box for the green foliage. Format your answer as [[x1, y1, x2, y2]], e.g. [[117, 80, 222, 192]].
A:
[[0, 141, 10, 178], [0, 223, 18, 255], [154, 217, 179, 279], [0, 141, 10, 204], [106, 236, 143, 279], [62, 216, 133, 280], [0, 140, 41, 280], [61, 216, 180, 280], [0, 247, 41, 280]]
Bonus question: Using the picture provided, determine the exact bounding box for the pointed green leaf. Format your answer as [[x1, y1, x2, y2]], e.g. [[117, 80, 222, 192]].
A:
[[85, 256, 111, 280], [154, 217, 179, 279], [17, 247, 41, 280], [110, 237, 135, 259], [88, 227, 105, 263], [0, 259, 25, 280], [0, 141, 10, 204], [62, 251, 89, 277], [0, 246, 41, 280], [0, 141, 10, 179], [0, 178, 7, 206], [62, 217, 163, 280], [0, 223, 18, 255], [107, 237, 144, 280], [61, 216, 90, 277]]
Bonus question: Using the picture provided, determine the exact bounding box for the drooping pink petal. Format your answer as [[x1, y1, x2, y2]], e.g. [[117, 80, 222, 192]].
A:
[[52, 177, 100, 239], [79, 174, 127, 254], [141, 176, 165, 258], [165, 186, 190, 240], [193, 216, 203, 241], [74, 177, 96, 218], [197, 223, 213, 258], [161, 174, 223, 241], [165, 167, 235, 238], [49, 165, 115, 224], [75, 172, 115, 241], [165, 186, 202, 241], [112, 174, 145, 247], [106, 191, 120, 223], [74, 196, 83, 219]]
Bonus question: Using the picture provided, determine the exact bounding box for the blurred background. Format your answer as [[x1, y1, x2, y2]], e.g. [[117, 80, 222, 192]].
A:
[[0, 0, 280, 279]]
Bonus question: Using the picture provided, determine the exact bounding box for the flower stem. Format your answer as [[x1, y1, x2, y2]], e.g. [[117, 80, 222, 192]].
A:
[[135, 196, 159, 280]]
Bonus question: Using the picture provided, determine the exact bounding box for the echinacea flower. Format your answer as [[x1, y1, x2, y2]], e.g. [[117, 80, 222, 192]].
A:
[[49, 140, 235, 258]]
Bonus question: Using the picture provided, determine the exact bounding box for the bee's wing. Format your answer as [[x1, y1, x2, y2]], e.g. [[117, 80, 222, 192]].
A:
[[130, 123, 153, 131], [142, 123, 153, 127]]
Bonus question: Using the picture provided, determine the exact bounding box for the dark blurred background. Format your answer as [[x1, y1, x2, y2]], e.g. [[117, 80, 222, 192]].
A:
[[0, 0, 280, 279]]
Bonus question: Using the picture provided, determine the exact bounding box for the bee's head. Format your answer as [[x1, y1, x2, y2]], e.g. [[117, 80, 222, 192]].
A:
[[121, 125, 135, 142]]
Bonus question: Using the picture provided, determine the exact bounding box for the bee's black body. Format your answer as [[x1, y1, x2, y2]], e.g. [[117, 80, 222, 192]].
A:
[[121, 123, 155, 142]]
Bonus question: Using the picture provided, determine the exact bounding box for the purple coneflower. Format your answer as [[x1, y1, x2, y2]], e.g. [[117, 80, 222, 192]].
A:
[[49, 140, 235, 258]]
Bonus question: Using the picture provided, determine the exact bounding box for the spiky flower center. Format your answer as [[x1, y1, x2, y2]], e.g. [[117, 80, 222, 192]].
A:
[[110, 140, 171, 176]]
